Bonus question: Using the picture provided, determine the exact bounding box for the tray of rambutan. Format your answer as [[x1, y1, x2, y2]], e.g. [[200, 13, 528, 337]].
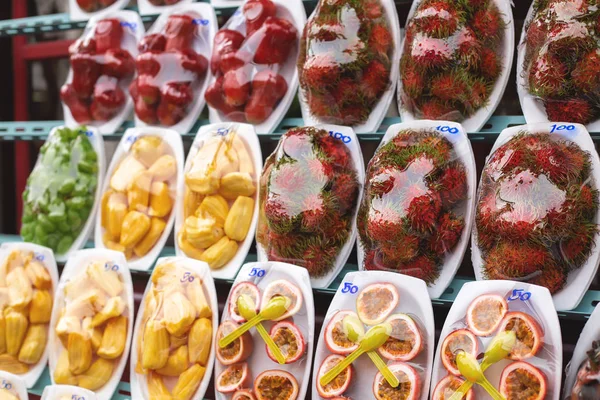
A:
[[256, 125, 365, 289], [297, 0, 401, 134], [518, 0, 600, 128], [472, 122, 600, 311], [398, 0, 514, 132], [357, 121, 476, 299]]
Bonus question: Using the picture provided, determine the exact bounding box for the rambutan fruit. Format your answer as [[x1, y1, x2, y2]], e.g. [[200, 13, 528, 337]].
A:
[[271, 163, 306, 193], [534, 145, 585, 185], [401, 59, 425, 99], [300, 193, 327, 232], [437, 164, 468, 205], [367, 207, 404, 243], [364, 0, 383, 19], [420, 134, 454, 164], [361, 60, 390, 100], [380, 234, 420, 263], [408, 155, 436, 177], [430, 212, 465, 255], [319, 134, 351, 168], [525, 19, 548, 54], [264, 196, 297, 234], [573, 184, 599, 217], [413, 1, 461, 38], [471, 6, 504, 43], [332, 171, 359, 213], [410, 34, 453, 69], [546, 21, 595, 58], [480, 47, 501, 79], [476, 224, 497, 252], [407, 192, 443, 232], [544, 98, 594, 125], [483, 242, 551, 280], [370, 168, 404, 198], [418, 99, 459, 120], [369, 24, 393, 56], [364, 249, 381, 271], [571, 49, 600, 93], [431, 72, 468, 102], [463, 78, 490, 113], [302, 240, 339, 277], [282, 131, 313, 159], [396, 255, 440, 284], [530, 264, 566, 294], [456, 27, 482, 68], [528, 53, 567, 98], [308, 92, 339, 121], [301, 53, 340, 89], [560, 223, 597, 269]]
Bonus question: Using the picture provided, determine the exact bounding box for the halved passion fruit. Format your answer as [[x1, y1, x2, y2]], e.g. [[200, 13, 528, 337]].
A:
[[216, 363, 252, 393], [500, 361, 547, 400], [261, 280, 303, 321], [441, 329, 479, 376], [324, 310, 360, 355], [233, 389, 257, 400], [378, 313, 422, 361], [254, 369, 299, 400], [216, 320, 254, 365], [466, 294, 508, 337], [267, 321, 306, 364], [373, 362, 420, 400], [498, 311, 543, 360], [432, 375, 475, 400], [356, 283, 399, 325], [229, 282, 261, 323], [316, 354, 354, 399]]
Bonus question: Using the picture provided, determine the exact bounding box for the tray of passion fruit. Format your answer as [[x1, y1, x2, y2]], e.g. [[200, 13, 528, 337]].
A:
[[430, 280, 562, 400], [214, 262, 315, 400], [312, 270, 435, 400]]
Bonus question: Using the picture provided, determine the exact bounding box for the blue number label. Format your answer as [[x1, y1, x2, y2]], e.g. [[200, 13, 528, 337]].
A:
[[216, 128, 230, 136], [104, 262, 119, 272], [120, 21, 137, 32], [507, 289, 532, 302], [0, 380, 11, 390], [249, 268, 266, 278], [193, 18, 210, 26], [550, 124, 575, 133], [34, 252, 44, 262], [180, 272, 195, 283], [436, 125, 459, 134], [329, 130, 352, 143], [125, 134, 138, 144], [72, 396, 85, 400], [341, 282, 358, 294]]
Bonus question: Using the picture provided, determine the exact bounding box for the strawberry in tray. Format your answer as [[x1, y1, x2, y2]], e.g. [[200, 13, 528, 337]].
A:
[[205, 0, 298, 125], [76, 0, 118, 13]]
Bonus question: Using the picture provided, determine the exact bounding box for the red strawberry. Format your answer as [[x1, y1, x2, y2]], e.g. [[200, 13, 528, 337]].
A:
[[161, 81, 193, 107], [134, 96, 157, 124], [70, 53, 101, 99], [369, 24, 392, 56], [545, 98, 594, 125], [138, 34, 166, 53], [361, 60, 389, 99], [243, 0, 277, 37], [210, 29, 246, 74], [244, 70, 288, 124], [94, 19, 123, 54], [69, 37, 96, 55], [253, 17, 298, 65], [60, 84, 91, 123], [136, 52, 161, 77], [223, 68, 251, 107], [571, 49, 600, 93], [164, 14, 195, 52], [102, 48, 134, 78]]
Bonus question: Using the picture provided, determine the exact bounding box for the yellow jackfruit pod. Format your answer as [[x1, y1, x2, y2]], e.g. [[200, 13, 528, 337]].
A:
[[149, 182, 173, 218], [184, 217, 224, 249], [148, 155, 177, 182], [200, 237, 238, 270], [231, 134, 255, 175], [184, 187, 203, 219], [97, 316, 127, 360], [185, 171, 219, 195], [197, 195, 229, 225], [100, 189, 113, 230], [156, 345, 189, 377], [103, 233, 127, 254], [106, 192, 128, 240], [170, 333, 188, 350], [87, 260, 124, 298], [171, 363, 206, 400], [134, 218, 166, 258], [56, 315, 81, 347], [65, 289, 106, 319], [78, 357, 114, 391], [110, 155, 146, 192], [163, 291, 196, 336], [67, 331, 92, 374], [0, 354, 29, 375], [120, 211, 151, 248], [132, 136, 166, 168], [54, 350, 77, 385], [3, 250, 25, 273], [91, 296, 126, 328], [151, 263, 178, 287], [225, 196, 255, 242], [24, 259, 52, 290], [219, 172, 256, 200], [0, 313, 6, 354], [5, 308, 28, 356], [18, 324, 47, 364], [141, 320, 170, 370], [177, 231, 204, 261], [128, 170, 153, 213], [30, 290, 52, 324], [0, 388, 18, 400], [188, 318, 211, 366], [7, 267, 32, 309], [147, 371, 172, 400], [82, 317, 103, 353], [186, 279, 211, 319]]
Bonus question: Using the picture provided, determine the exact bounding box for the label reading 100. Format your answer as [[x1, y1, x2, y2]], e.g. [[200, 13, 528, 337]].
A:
[[72, 396, 85, 400], [436, 125, 459, 134], [550, 124, 575, 133], [341, 282, 358, 294]]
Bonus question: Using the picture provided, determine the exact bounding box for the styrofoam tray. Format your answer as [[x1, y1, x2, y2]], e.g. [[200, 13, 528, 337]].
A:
[[430, 280, 562, 400], [48, 249, 134, 400], [137, 0, 194, 16], [471, 122, 600, 311], [0, 371, 29, 400], [215, 262, 315, 400], [357, 120, 476, 299], [68, 0, 128, 22], [299, 0, 401, 134], [41, 385, 97, 400], [130, 256, 219, 400], [398, 0, 515, 133], [207, 0, 307, 135], [256, 124, 365, 289], [312, 270, 435, 400], [0, 243, 59, 388], [174, 123, 263, 280], [94, 126, 184, 271]]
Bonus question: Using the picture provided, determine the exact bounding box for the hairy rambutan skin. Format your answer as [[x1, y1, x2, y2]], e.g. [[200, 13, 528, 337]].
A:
[[436, 163, 468, 206], [530, 264, 567, 294], [412, 1, 462, 38], [456, 27, 482, 68], [483, 242, 553, 280], [407, 192, 443, 233], [431, 72, 468, 101], [381, 234, 420, 263], [544, 98, 594, 125], [561, 223, 598, 269], [472, 6, 504, 43], [397, 255, 440, 283], [528, 53, 568, 98], [401, 59, 425, 99], [480, 47, 500, 79], [410, 34, 453, 69], [430, 213, 465, 255], [418, 99, 459, 120], [571, 50, 600, 93]]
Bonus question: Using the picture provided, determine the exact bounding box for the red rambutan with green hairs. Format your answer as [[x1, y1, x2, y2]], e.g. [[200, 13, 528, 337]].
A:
[[410, 35, 453, 69], [319, 134, 352, 168], [361, 60, 390, 100], [531, 264, 567, 294], [480, 46, 500, 79], [571, 49, 600, 93], [308, 92, 339, 121], [528, 53, 568, 98], [401, 59, 425, 98], [546, 22, 596, 58], [302, 239, 339, 277], [369, 24, 393, 56], [332, 171, 359, 213], [381, 234, 420, 263], [407, 192, 443, 233], [412, 1, 462, 38], [430, 212, 465, 255], [483, 242, 552, 280], [431, 72, 468, 102], [561, 223, 597, 269], [472, 6, 504, 43], [463, 78, 490, 111], [437, 163, 468, 205], [525, 19, 548, 56], [456, 27, 482, 68], [332, 78, 361, 105], [419, 99, 458, 120], [366, 207, 404, 243], [544, 98, 594, 125], [301, 53, 340, 89], [397, 255, 440, 283]]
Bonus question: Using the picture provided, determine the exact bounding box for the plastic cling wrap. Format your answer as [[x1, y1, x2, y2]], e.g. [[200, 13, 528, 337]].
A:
[[357, 121, 476, 299], [21, 126, 105, 263], [206, 0, 306, 134], [69, 0, 128, 22], [48, 249, 134, 399], [518, 0, 600, 127], [0, 371, 28, 400], [131, 4, 217, 133], [95, 127, 184, 271], [431, 280, 562, 400], [137, 0, 194, 16], [61, 12, 144, 134], [214, 262, 314, 400], [130, 257, 218, 400], [472, 123, 600, 311], [41, 385, 97, 400], [176, 123, 262, 280], [256, 125, 364, 288], [312, 271, 434, 400], [298, 0, 400, 133], [398, 0, 514, 132]]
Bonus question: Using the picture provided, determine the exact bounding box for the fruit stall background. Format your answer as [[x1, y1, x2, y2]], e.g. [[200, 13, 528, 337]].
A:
[[0, 0, 596, 398]]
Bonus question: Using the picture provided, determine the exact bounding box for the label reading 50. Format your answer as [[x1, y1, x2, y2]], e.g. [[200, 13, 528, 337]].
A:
[[507, 289, 532, 302], [436, 125, 459, 134], [0, 380, 11, 390], [249, 267, 266, 278], [34, 252, 45, 262], [104, 262, 119, 272], [341, 282, 358, 294], [72, 396, 86, 400], [180, 272, 195, 283]]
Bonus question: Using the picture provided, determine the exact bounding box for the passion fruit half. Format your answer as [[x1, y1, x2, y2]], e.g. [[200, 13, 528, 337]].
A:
[[498, 311, 543, 360], [378, 313, 422, 361], [267, 321, 306, 364], [229, 282, 261, 323], [233, 389, 257, 400], [261, 279, 303, 321], [432, 375, 475, 400], [466, 294, 508, 337], [356, 283, 399, 325], [324, 310, 360, 355], [500, 361, 547, 400], [316, 354, 354, 398], [372, 362, 420, 400], [254, 369, 299, 400], [216, 363, 252, 393], [441, 329, 479, 376], [216, 320, 254, 365]]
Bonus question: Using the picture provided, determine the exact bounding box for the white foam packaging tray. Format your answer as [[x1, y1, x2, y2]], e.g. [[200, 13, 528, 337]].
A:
[[41, 385, 97, 400], [0, 371, 29, 399]]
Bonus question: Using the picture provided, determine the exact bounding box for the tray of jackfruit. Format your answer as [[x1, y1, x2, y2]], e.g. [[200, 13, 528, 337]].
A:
[[175, 123, 263, 280], [95, 127, 184, 271], [130, 256, 218, 400], [0, 243, 59, 389], [48, 249, 134, 399]]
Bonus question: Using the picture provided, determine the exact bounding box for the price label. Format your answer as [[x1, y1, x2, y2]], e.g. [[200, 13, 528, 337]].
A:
[[507, 289, 532, 302], [329, 130, 352, 143], [341, 282, 358, 294], [193, 18, 210, 26], [120, 21, 137, 32], [216, 128, 230, 136], [104, 262, 119, 272], [34, 252, 45, 262], [0, 380, 12, 390], [550, 124, 575, 133], [436, 125, 459, 134], [72, 396, 85, 400], [180, 272, 195, 283], [249, 267, 266, 278]]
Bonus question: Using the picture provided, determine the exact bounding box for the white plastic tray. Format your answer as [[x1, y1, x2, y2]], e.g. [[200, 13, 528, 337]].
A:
[[41, 385, 97, 400], [0, 371, 29, 400]]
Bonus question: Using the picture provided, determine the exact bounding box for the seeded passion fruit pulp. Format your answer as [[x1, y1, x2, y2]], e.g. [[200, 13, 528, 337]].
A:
[[500, 361, 547, 400], [254, 369, 299, 400], [233, 389, 257, 400], [466, 293, 508, 337], [432, 375, 475, 400], [216, 320, 254, 365], [373, 362, 420, 400], [267, 321, 306, 364], [216, 362, 252, 393], [325, 310, 360, 355], [441, 329, 479, 376], [378, 313, 423, 361], [356, 283, 399, 325], [229, 282, 261, 323], [261, 280, 303, 321], [498, 311, 543, 360], [316, 354, 354, 398]]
